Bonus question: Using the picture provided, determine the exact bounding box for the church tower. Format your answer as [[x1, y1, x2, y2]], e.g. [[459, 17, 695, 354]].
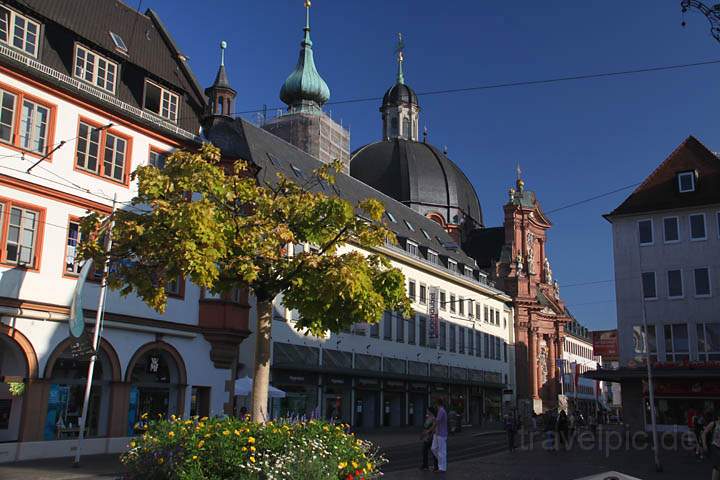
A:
[[203, 41, 236, 129], [380, 33, 419, 141], [263, 1, 350, 172]]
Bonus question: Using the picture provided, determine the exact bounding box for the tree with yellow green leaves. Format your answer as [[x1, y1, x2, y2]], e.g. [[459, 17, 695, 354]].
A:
[[80, 144, 411, 422]]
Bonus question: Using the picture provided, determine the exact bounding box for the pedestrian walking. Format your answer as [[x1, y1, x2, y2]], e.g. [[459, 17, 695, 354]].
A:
[[420, 406, 438, 471], [568, 412, 577, 440], [695, 412, 706, 460], [431, 398, 448, 472], [556, 410, 570, 451], [702, 412, 720, 480], [504, 414, 518, 452], [588, 413, 598, 437]]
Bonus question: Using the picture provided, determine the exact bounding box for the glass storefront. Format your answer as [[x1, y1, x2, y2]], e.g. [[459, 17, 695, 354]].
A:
[[355, 378, 380, 429], [323, 376, 351, 423], [128, 349, 181, 435], [43, 344, 111, 440], [272, 371, 319, 419]]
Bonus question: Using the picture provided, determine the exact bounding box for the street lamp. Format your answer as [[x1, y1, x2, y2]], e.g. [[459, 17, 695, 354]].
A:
[[681, 1, 720, 43]]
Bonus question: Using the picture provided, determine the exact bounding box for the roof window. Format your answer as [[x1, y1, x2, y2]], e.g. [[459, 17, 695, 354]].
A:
[[421, 228, 430, 239], [677, 171, 695, 193], [404, 219, 415, 231], [386, 211, 397, 223], [109, 31, 128, 53]]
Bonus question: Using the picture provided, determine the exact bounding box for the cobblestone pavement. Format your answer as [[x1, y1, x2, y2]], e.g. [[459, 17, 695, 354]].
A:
[[383, 429, 712, 480]]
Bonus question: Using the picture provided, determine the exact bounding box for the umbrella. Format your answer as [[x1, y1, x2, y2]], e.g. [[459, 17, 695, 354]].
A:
[[234, 376, 286, 398]]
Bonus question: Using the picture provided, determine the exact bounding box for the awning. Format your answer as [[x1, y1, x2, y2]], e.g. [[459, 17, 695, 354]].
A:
[[234, 376, 286, 398], [583, 367, 720, 382]]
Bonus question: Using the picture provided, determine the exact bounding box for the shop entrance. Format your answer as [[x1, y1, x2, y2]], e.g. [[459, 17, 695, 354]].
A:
[[383, 392, 405, 427], [355, 390, 379, 428], [408, 393, 427, 427], [0, 334, 29, 442], [128, 348, 182, 435]]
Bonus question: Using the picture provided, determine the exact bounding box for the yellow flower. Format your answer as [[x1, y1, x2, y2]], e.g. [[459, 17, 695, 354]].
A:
[[129, 441, 136, 448], [223, 430, 230, 436], [250, 446, 256, 452], [234, 429, 241, 436], [197, 440, 205, 448], [200, 417, 208, 422], [338, 461, 348, 470], [352, 461, 359, 469], [192, 455, 198, 461], [168, 431, 175, 438], [158, 458, 165, 465], [366, 462, 373, 471], [249, 456, 256, 463], [323, 426, 329, 432], [141, 413, 148, 420], [242, 447, 247, 452], [247, 436, 255, 444], [170, 414, 176, 421]]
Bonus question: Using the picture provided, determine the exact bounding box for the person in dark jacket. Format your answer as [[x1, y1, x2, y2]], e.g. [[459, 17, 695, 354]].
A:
[[504, 414, 518, 452], [556, 411, 570, 451]]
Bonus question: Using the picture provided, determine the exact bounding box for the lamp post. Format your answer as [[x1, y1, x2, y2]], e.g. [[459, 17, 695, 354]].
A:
[[681, 1, 720, 42]]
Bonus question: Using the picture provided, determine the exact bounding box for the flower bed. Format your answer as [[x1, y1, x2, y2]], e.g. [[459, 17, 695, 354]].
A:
[[121, 415, 386, 480]]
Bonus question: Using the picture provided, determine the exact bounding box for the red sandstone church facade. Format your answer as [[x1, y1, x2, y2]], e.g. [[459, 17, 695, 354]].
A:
[[466, 178, 572, 414]]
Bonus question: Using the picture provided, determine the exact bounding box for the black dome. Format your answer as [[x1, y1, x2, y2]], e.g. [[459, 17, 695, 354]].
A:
[[350, 138, 483, 227], [382, 83, 418, 109]]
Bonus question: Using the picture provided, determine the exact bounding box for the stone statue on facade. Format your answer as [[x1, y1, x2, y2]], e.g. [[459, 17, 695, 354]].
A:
[[526, 232, 535, 275], [515, 253, 523, 275], [543, 257, 553, 284], [553, 280, 560, 299], [538, 340, 548, 385]]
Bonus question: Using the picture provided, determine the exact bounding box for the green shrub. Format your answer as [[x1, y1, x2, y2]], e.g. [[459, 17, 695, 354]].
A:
[[121, 415, 386, 480]]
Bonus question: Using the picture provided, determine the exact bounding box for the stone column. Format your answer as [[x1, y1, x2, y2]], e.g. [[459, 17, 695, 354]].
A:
[[108, 382, 131, 437], [528, 328, 539, 400], [19, 378, 50, 441], [548, 336, 557, 399]]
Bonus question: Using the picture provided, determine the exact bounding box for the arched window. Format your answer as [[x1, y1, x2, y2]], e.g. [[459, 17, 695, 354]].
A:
[[127, 345, 185, 434], [390, 117, 399, 137], [43, 343, 113, 440], [402, 118, 411, 139], [217, 95, 224, 114], [0, 334, 32, 442]]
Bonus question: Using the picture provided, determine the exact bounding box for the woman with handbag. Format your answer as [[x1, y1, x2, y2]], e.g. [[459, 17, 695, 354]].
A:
[[420, 406, 437, 471]]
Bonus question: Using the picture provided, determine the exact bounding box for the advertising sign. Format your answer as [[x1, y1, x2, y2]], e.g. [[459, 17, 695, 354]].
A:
[[592, 329, 619, 361], [428, 286, 439, 343]]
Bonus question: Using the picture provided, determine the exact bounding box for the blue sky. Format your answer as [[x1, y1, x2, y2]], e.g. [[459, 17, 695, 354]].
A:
[[146, 0, 720, 331]]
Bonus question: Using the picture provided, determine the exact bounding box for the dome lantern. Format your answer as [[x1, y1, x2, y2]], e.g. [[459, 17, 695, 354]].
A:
[[381, 33, 419, 141]]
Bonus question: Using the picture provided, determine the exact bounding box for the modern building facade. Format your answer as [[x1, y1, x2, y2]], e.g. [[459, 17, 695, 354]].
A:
[[560, 319, 604, 418], [591, 135, 720, 431], [0, 0, 250, 462]]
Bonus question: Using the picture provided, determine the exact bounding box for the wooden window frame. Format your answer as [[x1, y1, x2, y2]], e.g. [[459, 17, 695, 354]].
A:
[[148, 146, 171, 169], [74, 117, 132, 187], [0, 6, 41, 58], [143, 79, 179, 123], [0, 80, 57, 159], [0, 196, 45, 271], [73, 43, 119, 95], [62, 215, 82, 277]]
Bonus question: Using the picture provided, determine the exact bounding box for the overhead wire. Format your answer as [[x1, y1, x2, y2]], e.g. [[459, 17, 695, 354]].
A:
[[179, 57, 720, 122]]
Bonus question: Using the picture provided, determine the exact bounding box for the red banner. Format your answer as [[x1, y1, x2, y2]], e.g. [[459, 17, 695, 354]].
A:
[[643, 380, 720, 397], [592, 330, 619, 360]]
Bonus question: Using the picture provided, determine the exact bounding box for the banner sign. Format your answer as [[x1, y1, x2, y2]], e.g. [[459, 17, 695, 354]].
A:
[[592, 329, 619, 360], [69, 259, 93, 338], [428, 286, 439, 341]]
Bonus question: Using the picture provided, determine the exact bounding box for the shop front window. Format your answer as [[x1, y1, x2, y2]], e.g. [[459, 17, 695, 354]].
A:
[[128, 349, 181, 435], [44, 343, 111, 440]]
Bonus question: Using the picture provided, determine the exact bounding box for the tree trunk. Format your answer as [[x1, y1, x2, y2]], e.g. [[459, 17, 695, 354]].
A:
[[251, 299, 272, 422]]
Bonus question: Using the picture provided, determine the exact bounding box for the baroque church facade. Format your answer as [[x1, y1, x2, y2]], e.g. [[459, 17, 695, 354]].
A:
[[219, 4, 578, 415]]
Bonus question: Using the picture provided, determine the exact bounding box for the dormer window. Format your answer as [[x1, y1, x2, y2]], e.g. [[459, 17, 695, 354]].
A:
[[143, 80, 179, 122], [677, 171, 695, 193], [406, 240, 418, 257], [74, 44, 118, 94], [464, 266, 473, 277], [447, 258, 458, 273], [427, 249, 439, 264], [0, 6, 40, 57]]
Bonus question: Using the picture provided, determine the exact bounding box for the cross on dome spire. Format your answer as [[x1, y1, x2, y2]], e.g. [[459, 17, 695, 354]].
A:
[[395, 32, 405, 85]]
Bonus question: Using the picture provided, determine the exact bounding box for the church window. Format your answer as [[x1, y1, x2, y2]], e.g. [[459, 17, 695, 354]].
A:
[[402, 117, 411, 138], [390, 117, 398, 137]]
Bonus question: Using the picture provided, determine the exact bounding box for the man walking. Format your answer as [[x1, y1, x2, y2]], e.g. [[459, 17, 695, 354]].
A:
[[431, 398, 448, 472]]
